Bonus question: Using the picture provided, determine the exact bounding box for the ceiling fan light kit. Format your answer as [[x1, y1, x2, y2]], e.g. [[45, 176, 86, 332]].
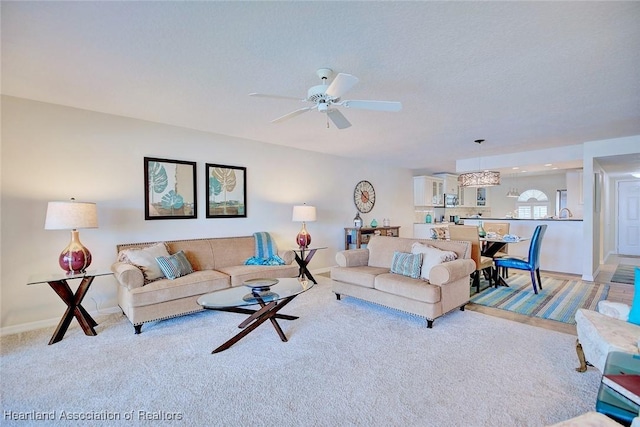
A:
[[250, 68, 402, 129], [458, 139, 501, 188]]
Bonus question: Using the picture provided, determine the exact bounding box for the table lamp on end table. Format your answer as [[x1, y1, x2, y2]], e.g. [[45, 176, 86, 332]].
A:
[[44, 198, 98, 273], [292, 204, 316, 249]]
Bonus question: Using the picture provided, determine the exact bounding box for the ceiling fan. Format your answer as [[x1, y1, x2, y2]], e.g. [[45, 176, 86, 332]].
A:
[[249, 68, 402, 129]]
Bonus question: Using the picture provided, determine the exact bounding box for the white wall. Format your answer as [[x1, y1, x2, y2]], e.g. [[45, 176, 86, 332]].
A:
[[582, 135, 640, 280], [0, 96, 414, 330], [487, 173, 566, 218]]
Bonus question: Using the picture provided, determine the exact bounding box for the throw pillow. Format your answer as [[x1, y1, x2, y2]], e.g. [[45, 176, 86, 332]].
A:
[[411, 242, 457, 281], [156, 250, 194, 280], [390, 251, 423, 279], [121, 242, 170, 281], [628, 267, 640, 325]]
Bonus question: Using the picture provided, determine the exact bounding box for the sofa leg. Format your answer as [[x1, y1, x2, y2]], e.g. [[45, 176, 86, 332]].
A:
[[335, 293, 341, 301], [134, 324, 142, 335], [426, 319, 433, 328], [575, 339, 588, 372], [460, 304, 466, 311]]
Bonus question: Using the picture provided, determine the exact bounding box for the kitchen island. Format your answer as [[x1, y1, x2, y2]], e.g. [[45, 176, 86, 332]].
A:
[[461, 218, 583, 275]]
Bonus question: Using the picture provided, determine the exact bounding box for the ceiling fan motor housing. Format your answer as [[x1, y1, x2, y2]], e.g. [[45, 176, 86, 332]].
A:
[[307, 85, 337, 106]]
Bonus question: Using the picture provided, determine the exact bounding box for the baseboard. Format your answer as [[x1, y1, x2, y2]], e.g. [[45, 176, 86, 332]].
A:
[[0, 305, 122, 337]]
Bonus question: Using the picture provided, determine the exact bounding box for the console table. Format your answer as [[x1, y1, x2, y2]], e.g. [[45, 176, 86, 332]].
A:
[[344, 226, 400, 250]]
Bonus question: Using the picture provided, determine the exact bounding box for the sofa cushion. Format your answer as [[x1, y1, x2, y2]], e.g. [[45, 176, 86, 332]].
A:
[[216, 264, 299, 287], [127, 270, 230, 307], [411, 242, 457, 281], [374, 273, 441, 303], [390, 251, 422, 279], [120, 242, 170, 281], [156, 250, 194, 280], [331, 266, 390, 289]]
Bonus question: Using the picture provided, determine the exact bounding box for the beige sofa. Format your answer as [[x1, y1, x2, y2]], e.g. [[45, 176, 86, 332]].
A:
[[331, 235, 475, 328], [111, 236, 298, 333]]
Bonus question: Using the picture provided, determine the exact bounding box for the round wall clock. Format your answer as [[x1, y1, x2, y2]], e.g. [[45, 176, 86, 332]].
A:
[[354, 180, 376, 213]]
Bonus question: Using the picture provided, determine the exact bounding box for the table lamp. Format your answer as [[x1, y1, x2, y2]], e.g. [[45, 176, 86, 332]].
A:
[[292, 204, 316, 249], [45, 198, 98, 273]]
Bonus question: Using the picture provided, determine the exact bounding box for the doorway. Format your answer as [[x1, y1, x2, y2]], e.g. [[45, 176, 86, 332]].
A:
[[617, 180, 640, 256]]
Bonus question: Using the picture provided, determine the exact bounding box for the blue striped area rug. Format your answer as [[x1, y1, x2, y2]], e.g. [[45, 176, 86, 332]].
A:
[[470, 273, 609, 324]]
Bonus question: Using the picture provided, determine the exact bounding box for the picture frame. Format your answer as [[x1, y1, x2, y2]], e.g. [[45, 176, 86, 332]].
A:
[[205, 163, 247, 218], [144, 157, 197, 220]]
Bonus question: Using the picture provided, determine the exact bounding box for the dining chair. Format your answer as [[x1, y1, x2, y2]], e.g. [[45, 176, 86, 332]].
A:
[[493, 225, 547, 294], [483, 222, 511, 276], [448, 225, 493, 293]]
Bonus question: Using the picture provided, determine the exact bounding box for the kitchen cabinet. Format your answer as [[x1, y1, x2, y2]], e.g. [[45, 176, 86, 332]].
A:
[[459, 187, 489, 207], [413, 176, 444, 206], [434, 173, 459, 199]]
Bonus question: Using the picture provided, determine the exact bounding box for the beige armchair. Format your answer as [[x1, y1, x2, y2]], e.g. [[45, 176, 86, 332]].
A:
[[575, 301, 640, 373]]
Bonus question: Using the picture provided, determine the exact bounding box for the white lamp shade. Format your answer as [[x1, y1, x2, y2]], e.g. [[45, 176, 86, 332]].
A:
[[45, 201, 98, 230], [292, 205, 317, 222]]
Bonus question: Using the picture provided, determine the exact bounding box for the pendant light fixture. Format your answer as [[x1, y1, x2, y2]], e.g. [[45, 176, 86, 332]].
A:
[[458, 139, 501, 188], [506, 173, 521, 198]]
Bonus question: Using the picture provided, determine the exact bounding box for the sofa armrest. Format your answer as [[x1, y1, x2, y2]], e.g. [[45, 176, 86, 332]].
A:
[[111, 262, 144, 290], [335, 249, 370, 267], [429, 259, 475, 285], [278, 250, 295, 265]]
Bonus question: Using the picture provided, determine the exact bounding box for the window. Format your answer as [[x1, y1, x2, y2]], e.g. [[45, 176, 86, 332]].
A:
[[516, 189, 549, 219]]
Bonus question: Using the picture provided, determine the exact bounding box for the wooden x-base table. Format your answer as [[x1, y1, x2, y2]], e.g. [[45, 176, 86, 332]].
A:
[[197, 277, 314, 354], [208, 293, 299, 354], [27, 270, 112, 345]]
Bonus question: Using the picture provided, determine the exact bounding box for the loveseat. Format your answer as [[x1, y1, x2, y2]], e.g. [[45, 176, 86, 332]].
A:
[[111, 236, 298, 333], [331, 235, 475, 327]]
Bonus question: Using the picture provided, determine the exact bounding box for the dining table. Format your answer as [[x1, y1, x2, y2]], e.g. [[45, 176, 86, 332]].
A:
[[479, 235, 530, 288]]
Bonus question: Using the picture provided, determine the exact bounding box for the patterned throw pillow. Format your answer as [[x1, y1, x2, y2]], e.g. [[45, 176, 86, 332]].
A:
[[411, 242, 458, 281], [120, 242, 170, 282], [390, 251, 423, 279], [156, 250, 194, 280]]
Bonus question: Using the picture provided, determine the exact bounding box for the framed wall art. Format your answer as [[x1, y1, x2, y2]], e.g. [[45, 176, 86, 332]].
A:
[[144, 157, 197, 220], [205, 163, 246, 218]]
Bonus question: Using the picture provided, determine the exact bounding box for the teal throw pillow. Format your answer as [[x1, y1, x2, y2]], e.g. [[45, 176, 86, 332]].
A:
[[628, 267, 640, 325], [156, 250, 194, 280], [390, 251, 423, 279]]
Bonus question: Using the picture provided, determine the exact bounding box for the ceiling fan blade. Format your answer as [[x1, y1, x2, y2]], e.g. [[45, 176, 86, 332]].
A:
[[327, 109, 352, 129], [271, 106, 314, 123], [249, 92, 304, 101], [341, 100, 402, 112], [325, 73, 359, 99]]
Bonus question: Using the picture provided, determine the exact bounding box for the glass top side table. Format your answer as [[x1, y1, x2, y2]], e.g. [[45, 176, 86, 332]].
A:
[[596, 351, 640, 426], [291, 246, 327, 284], [27, 269, 113, 344]]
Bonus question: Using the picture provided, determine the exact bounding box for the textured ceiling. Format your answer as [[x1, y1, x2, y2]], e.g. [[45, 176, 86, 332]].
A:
[[2, 1, 639, 174]]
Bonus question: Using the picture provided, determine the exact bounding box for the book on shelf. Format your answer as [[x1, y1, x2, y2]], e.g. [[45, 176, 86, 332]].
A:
[[602, 374, 640, 405]]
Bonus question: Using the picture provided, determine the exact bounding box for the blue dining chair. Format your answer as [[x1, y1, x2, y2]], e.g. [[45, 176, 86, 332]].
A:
[[494, 225, 547, 294]]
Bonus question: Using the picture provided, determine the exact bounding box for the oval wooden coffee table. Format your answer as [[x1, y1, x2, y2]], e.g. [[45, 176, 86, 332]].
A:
[[197, 277, 314, 353]]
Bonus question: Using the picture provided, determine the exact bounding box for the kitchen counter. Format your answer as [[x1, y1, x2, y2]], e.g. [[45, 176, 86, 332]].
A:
[[461, 217, 583, 221], [462, 218, 582, 275]]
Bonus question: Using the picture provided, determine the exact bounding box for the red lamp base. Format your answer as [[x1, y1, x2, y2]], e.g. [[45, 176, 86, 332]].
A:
[[296, 223, 311, 249], [59, 230, 92, 273]]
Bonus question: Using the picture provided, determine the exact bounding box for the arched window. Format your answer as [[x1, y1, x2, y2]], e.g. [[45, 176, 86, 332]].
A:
[[516, 189, 549, 219]]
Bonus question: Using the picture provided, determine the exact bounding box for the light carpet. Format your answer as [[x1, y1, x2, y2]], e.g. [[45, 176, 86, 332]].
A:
[[470, 273, 609, 325], [1, 277, 601, 426]]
